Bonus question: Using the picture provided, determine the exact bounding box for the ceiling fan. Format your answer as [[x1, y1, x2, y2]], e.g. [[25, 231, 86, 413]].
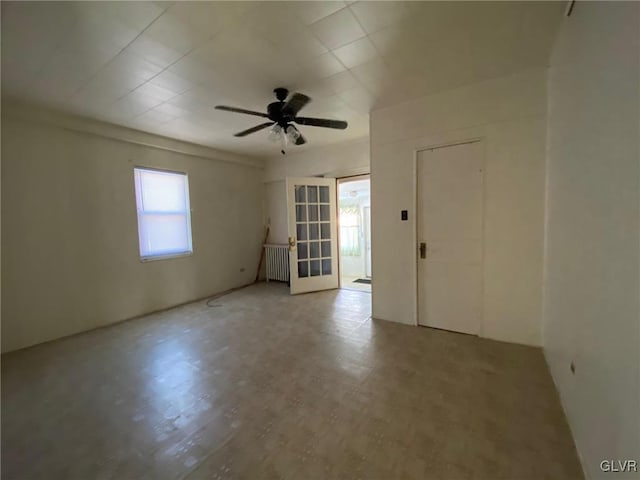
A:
[[215, 87, 348, 154]]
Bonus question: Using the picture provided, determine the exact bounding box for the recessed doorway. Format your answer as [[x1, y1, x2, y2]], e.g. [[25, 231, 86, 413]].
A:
[[338, 175, 371, 293]]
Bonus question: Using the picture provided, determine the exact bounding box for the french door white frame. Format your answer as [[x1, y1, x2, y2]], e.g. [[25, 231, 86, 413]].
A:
[[286, 177, 339, 295]]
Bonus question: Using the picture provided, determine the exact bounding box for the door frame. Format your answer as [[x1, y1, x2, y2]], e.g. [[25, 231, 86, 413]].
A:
[[413, 138, 486, 330], [336, 174, 371, 289]]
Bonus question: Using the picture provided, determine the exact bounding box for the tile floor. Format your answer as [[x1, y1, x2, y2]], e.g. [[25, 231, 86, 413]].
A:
[[341, 275, 372, 293], [2, 282, 583, 479]]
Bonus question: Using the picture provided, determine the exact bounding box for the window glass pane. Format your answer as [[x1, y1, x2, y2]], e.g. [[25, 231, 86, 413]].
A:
[[307, 186, 318, 203], [340, 227, 360, 256], [319, 186, 329, 203], [321, 241, 331, 257], [340, 205, 360, 226], [339, 205, 360, 256], [310, 260, 320, 276], [298, 242, 308, 260], [320, 205, 330, 221], [308, 204, 318, 221], [309, 241, 320, 259], [320, 223, 330, 239], [138, 214, 190, 257], [322, 259, 332, 275], [296, 223, 307, 241], [296, 205, 306, 222], [295, 185, 306, 203], [309, 223, 319, 240], [136, 169, 187, 212], [298, 261, 309, 278]]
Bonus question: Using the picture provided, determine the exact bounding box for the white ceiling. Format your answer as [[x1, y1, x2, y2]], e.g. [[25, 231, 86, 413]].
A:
[[1, 1, 565, 158]]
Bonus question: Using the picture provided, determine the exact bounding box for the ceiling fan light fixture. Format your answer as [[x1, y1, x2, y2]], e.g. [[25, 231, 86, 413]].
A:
[[286, 125, 300, 143], [267, 124, 282, 143]]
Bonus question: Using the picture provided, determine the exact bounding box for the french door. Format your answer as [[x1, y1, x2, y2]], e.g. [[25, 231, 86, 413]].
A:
[[286, 177, 339, 294]]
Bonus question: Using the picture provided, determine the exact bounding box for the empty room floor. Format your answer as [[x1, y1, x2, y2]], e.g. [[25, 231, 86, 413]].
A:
[[2, 283, 582, 480]]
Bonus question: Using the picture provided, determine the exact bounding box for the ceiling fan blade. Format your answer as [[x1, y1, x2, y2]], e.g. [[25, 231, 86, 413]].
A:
[[233, 122, 274, 137], [294, 117, 348, 129], [215, 105, 268, 118], [282, 93, 311, 117]]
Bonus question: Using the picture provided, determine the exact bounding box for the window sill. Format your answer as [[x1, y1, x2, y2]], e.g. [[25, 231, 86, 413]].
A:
[[140, 252, 193, 262]]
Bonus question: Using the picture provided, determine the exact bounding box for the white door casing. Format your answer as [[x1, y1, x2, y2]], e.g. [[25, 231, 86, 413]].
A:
[[417, 141, 484, 335], [286, 177, 339, 294]]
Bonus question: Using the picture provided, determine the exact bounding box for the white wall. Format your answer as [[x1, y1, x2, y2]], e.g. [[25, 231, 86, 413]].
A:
[[543, 3, 640, 479], [263, 138, 369, 245], [370, 68, 548, 346], [2, 109, 265, 352]]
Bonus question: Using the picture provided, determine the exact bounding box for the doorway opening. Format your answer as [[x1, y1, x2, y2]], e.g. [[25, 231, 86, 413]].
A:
[[338, 175, 371, 293]]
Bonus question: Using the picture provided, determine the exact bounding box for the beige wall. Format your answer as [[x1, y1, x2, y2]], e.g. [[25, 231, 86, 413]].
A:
[[263, 138, 369, 245], [2, 111, 264, 352], [543, 3, 640, 478], [370, 68, 548, 346]]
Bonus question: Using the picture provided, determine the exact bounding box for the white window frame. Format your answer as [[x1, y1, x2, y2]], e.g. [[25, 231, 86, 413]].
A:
[[134, 167, 193, 262]]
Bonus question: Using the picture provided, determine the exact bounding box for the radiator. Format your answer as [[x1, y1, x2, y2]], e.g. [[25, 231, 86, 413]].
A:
[[264, 244, 290, 282]]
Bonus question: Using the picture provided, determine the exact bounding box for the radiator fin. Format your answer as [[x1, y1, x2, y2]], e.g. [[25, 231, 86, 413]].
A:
[[265, 244, 290, 282]]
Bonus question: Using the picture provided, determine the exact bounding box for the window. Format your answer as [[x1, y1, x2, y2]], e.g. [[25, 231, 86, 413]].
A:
[[134, 167, 193, 261], [339, 205, 361, 256]]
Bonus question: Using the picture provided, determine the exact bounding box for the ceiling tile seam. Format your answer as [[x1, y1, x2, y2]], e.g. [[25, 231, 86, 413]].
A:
[[307, 3, 350, 27], [122, 9, 296, 124], [76, 4, 358, 123], [111, 39, 216, 121], [345, 2, 371, 42], [62, 6, 180, 111], [305, 4, 360, 71]]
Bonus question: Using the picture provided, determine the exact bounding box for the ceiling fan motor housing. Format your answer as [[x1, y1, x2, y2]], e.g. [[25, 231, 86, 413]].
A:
[[267, 102, 290, 126]]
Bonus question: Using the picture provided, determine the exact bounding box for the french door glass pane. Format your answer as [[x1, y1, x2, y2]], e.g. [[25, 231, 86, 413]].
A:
[[308, 204, 318, 221], [298, 242, 308, 259], [298, 261, 309, 277], [310, 260, 321, 276], [309, 223, 319, 240], [319, 186, 329, 203], [321, 241, 331, 257], [296, 205, 306, 222], [320, 223, 330, 239], [308, 186, 318, 203], [322, 259, 332, 275], [309, 241, 320, 259], [295, 186, 306, 203], [296, 223, 307, 240], [320, 205, 330, 221]]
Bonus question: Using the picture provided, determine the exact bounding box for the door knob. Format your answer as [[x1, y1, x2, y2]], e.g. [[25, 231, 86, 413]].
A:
[[419, 242, 427, 259], [288, 236, 296, 251]]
